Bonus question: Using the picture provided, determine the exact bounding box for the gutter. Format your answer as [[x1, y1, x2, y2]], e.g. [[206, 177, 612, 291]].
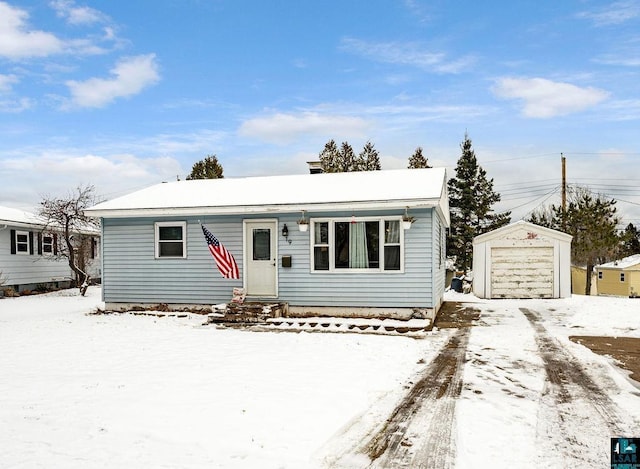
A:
[[85, 199, 443, 219]]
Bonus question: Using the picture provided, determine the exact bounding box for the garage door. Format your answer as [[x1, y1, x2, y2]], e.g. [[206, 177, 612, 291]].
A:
[[490, 246, 554, 298]]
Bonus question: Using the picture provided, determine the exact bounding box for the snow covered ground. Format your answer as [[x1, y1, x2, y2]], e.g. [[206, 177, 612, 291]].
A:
[[0, 288, 638, 468]]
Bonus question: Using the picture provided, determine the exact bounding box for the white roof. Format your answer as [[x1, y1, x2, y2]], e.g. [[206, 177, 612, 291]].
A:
[[597, 254, 640, 270], [473, 220, 573, 244], [86, 168, 449, 223], [0, 206, 45, 228]]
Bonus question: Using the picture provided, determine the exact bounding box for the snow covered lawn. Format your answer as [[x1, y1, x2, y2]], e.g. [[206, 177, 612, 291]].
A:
[[0, 288, 449, 468], [1, 288, 639, 468]]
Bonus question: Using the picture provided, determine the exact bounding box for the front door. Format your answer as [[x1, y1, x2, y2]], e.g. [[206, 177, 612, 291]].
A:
[[244, 220, 278, 297]]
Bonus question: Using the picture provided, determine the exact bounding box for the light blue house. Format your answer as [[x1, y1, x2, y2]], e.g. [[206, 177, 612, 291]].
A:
[[85, 168, 450, 318], [0, 206, 100, 292]]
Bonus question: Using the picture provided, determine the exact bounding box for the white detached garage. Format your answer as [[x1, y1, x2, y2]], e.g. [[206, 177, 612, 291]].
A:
[[472, 220, 572, 299]]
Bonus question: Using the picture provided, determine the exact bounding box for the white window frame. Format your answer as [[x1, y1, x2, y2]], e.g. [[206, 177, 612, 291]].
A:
[[42, 232, 55, 256], [310, 217, 404, 273], [620, 272, 626, 282], [155, 221, 187, 259], [15, 230, 29, 255], [598, 271, 603, 280]]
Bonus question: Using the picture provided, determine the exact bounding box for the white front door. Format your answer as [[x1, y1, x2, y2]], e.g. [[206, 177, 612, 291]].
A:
[[244, 220, 278, 297]]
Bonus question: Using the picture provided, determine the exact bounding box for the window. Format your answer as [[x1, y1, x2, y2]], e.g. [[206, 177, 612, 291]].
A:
[[15, 230, 29, 255], [598, 271, 603, 280], [620, 272, 626, 282], [155, 222, 187, 258], [311, 218, 403, 272], [42, 233, 54, 255]]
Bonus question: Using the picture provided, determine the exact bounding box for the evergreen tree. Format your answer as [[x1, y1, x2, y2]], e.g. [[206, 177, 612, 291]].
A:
[[408, 147, 431, 168], [319, 140, 341, 173], [358, 141, 381, 171], [339, 141, 357, 172], [528, 186, 620, 294], [186, 155, 224, 180], [619, 223, 640, 257], [319, 139, 379, 172], [447, 133, 510, 272]]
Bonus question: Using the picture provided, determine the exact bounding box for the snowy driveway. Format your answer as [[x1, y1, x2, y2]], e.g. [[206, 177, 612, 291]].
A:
[[322, 296, 640, 468]]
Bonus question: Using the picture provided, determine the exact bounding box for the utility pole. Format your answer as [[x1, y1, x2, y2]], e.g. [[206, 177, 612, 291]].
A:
[[561, 153, 566, 230], [561, 153, 566, 211]]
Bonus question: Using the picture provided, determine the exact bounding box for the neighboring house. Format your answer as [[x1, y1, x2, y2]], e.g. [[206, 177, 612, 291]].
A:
[[85, 168, 450, 319], [595, 254, 640, 298], [571, 265, 598, 296], [472, 220, 572, 299], [0, 206, 101, 292]]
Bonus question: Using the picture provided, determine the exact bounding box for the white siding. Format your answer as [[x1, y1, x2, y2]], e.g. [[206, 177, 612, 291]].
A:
[[0, 226, 75, 289]]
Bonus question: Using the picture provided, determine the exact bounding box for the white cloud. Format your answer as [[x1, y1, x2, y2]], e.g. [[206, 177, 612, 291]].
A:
[[0, 74, 18, 93], [50, 0, 108, 25], [238, 111, 370, 144], [0, 152, 183, 208], [577, 0, 640, 26], [0, 1, 64, 59], [0, 97, 32, 112], [340, 37, 475, 74], [65, 54, 160, 108], [492, 77, 609, 118]]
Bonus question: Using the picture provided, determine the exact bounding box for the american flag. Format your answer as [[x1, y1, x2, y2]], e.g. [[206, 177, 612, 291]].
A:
[[201, 224, 240, 279]]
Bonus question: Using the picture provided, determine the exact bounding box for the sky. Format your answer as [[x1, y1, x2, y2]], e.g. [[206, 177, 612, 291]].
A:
[[1, 0, 639, 226]]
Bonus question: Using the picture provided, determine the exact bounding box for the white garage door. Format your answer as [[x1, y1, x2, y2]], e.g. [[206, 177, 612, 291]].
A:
[[490, 246, 554, 299]]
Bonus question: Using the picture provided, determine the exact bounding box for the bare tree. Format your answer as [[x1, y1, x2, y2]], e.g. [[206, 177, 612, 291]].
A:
[[38, 185, 100, 296]]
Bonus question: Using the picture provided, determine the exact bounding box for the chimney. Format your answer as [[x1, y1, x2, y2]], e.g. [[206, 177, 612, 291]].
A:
[[307, 161, 323, 174]]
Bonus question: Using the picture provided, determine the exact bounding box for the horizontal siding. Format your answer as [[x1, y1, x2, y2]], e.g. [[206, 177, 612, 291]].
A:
[[103, 217, 242, 304], [277, 209, 434, 308], [0, 226, 75, 286], [102, 209, 437, 308]]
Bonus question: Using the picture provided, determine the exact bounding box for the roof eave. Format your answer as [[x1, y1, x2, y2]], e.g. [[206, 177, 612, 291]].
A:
[[85, 198, 443, 219]]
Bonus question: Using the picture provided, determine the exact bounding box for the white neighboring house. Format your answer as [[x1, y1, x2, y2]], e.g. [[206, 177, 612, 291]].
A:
[[0, 206, 101, 293], [472, 220, 572, 299]]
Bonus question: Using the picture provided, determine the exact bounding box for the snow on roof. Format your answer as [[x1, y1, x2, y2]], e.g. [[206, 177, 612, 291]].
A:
[[597, 254, 640, 270], [0, 206, 45, 227], [86, 168, 448, 218]]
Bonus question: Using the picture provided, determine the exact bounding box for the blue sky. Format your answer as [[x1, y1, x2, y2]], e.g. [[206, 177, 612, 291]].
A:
[[1, 0, 639, 226]]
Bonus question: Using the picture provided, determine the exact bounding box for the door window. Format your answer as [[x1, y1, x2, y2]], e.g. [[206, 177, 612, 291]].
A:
[[253, 229, 271, 260]]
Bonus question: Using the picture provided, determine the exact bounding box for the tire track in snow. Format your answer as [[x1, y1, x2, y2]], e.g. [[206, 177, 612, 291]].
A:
[[521, 307, 637, 467], [364, 327, 469, 468]]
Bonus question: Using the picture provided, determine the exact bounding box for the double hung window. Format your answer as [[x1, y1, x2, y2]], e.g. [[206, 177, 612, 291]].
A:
[[312, 218, 402, 272], [155, 222, 187, 258], [15, 231, 29, 255], [42, 234, 54, 255]]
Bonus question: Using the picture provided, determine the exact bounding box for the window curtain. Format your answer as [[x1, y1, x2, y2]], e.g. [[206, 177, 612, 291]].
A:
[[349, 222, 369, 268]]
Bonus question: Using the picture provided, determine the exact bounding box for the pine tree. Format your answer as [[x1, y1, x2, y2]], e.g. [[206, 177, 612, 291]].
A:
[[186, 155, 224, 180], [339, 141, 357, 172], [528, 186, 620, 294], [319, 139, 380, 172], [408, 147, 431, 168], [619, 223, 640, 257], [447, 133, 510, 272], [319, 140, 340, 173], [358, 141, 381, 171]]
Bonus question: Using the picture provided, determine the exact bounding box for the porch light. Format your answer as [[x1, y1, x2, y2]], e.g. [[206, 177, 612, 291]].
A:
[[297, 211, 309, 232], [402, 207, 415, 230], [282, 223, 290, 243]]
